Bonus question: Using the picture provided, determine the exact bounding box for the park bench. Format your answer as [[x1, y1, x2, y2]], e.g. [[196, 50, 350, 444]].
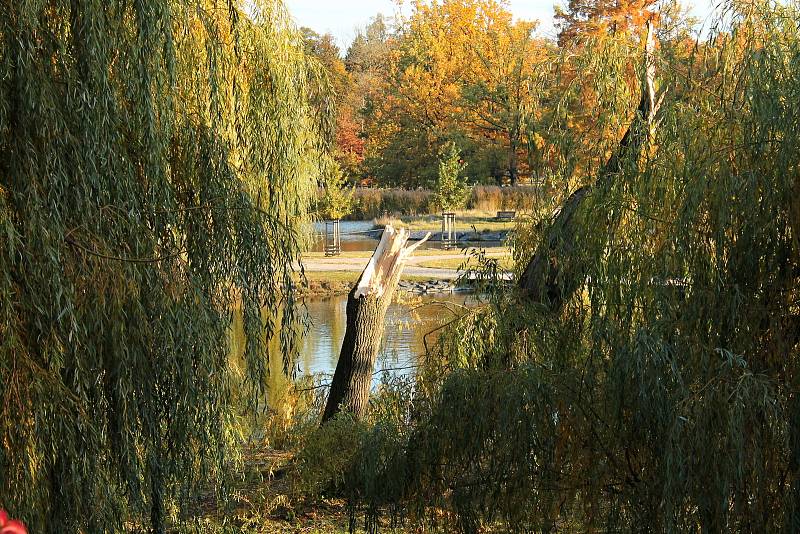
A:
[[496, 210, 516, 221]]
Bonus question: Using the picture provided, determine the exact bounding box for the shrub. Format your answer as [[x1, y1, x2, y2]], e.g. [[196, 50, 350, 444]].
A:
[[348, 188, 433, 219], [294, 414, 367, 498], [470, 185, 543, 211], [335, 186, 542, 219], [316, 181, 355, 221], [431, 143, 471, 212]]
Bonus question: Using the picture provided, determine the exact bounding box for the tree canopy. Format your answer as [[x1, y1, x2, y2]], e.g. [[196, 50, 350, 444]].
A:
[[312, 0, 669, 190], [360, 0, 551, 187]]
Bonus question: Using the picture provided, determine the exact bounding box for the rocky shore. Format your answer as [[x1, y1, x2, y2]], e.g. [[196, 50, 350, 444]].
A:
[[300, 278, 471, 298], [409, 229, 508, 242], [398, 279, 469, 294], [365, 228, 509, 243]]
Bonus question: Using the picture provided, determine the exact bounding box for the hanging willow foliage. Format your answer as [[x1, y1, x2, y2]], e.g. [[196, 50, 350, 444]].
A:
[[313, 1, 800, 532], [0, 0, 327, 531]]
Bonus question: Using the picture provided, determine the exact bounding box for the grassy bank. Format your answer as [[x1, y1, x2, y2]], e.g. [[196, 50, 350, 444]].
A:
[[418, 255, 515, 271], [303, 246, 511, 260], [299, 270, 456, 297], [373, 213, 517, 233]]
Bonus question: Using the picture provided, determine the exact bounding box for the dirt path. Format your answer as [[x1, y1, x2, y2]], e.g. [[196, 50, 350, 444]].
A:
[[301, 250, 509, 280]]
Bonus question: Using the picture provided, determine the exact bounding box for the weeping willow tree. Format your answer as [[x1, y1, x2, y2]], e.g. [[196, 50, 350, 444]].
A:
[[306, 2, 800, 532], [0, 0, 328, 531]]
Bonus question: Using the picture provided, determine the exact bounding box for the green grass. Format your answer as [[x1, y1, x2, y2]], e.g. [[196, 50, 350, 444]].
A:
[[376, 213, 517, 233], [418, 256, 514, 271], [303, 270, 437, 284], [303, 250, 376, 260], [304, 246, 510, 261]]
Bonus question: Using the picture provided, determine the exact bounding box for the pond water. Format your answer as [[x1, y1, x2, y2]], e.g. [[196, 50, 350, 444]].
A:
[[311, 220, 503, 252], [297, 292, 477, 381], [311, 220, 436, 253], [229, 292, 478, 398]]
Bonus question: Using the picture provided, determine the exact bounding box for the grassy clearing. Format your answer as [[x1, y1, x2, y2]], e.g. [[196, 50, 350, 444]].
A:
[[418, 255, 514, 271], [375, 213, 518, 233], [303, 246, 510, 261], [303, 270, 438, 284]]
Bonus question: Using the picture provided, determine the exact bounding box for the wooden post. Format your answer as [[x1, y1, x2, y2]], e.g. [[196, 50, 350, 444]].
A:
[[322, 225, 430, 422], [324, 219, 341, 256], [441, 212, 456, 250]]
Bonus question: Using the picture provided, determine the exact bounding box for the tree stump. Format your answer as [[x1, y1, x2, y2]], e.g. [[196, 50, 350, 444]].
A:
[[321, 225, 430, 423]]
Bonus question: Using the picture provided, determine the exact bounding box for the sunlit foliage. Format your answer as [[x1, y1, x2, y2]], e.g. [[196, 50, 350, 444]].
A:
[[556, 0, 658, 45], [362, 0, 551, 187], [0, 0, 327, 531]]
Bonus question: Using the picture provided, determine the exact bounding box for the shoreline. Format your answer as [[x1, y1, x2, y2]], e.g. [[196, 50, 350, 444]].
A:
[[299, 276, 474, 299]]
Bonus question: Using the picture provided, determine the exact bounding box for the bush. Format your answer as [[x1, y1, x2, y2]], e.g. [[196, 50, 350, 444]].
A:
[[294, 414, 367, 498], [316, 182, 355, 221], [348, 188, 433, 219], [470, 185, 543, 211], [335, 186, 542, 219], [431, 143, 471, 212]]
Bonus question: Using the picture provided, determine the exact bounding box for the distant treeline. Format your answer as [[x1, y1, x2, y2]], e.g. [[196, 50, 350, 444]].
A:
[[334, 186, 544, 219]]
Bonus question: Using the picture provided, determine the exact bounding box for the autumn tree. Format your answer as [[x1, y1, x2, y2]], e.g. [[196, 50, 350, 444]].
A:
[[345, 14, 393, 74], [555, 0, 658, 45], [459, 18, 553, 185], [362, 0, 551, 186], [362, 0, 479, 186], [342, 15, 394, 183], [301, 28, 350, 115]]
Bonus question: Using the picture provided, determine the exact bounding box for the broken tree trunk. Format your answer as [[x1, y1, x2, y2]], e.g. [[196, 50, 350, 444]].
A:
[[321, 225, 430, 423], [518, 20, 662, 309]]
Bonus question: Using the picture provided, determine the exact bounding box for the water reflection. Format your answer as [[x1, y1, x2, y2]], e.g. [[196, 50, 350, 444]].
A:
[[311, 220, 384, 253], [311, 220, 503, 252], [229, 291, 477, 403], [299, 293, 476, 381]]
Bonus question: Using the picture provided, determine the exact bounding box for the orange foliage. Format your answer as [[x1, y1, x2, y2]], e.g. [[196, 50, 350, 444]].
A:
[[555, 0, 658, 45], [336, 110, 365, 176], [363, 0, 551, 185]]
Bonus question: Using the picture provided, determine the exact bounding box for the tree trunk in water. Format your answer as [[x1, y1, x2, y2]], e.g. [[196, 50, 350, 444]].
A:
[[518, 20, 661, 309], [322, 225, 430, 423]]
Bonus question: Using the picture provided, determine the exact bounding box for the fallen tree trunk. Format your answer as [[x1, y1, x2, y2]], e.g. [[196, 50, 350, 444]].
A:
[[519, 20, 662, 309], [322, 225, 430, 423]]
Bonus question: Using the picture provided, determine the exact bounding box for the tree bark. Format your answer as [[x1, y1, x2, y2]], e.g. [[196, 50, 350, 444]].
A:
[[518, 20, 662, 309], [322, 225, 430, 423]]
